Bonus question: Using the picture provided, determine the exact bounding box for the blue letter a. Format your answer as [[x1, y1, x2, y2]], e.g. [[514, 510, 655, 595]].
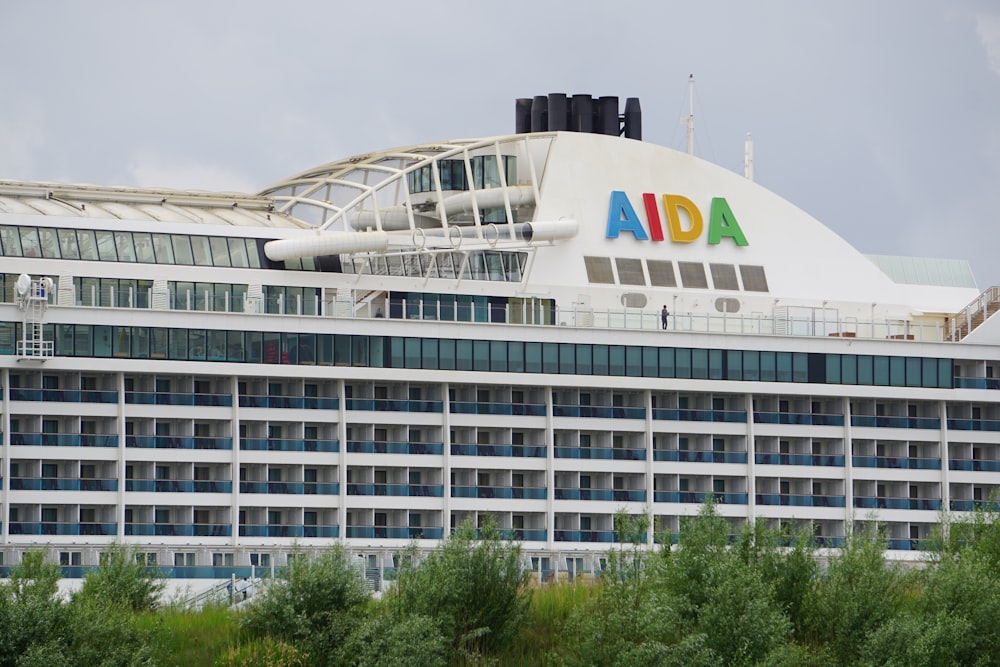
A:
[[606, 191, 649, 240]]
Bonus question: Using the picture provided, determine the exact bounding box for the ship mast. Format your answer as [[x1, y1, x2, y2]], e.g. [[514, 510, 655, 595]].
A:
[[685, 74, 695, 155]]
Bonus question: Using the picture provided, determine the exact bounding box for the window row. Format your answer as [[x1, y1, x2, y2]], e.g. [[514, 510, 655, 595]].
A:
[[0, 321, 954, 388], [405, 156, 517, 194], [342, 249, 527, 282], [0, 224, 265, 269], [584, 256, 769, 292]]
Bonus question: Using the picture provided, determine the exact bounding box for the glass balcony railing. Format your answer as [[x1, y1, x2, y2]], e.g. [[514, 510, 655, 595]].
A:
[[126, 436, 232, 450], [947, 419, 1000, 432], [10, 477, 118, 491], [852, 456, 941, 470], [345, 398, 443, 413], [11, 522, 117, 535], [949, 459, 1000, 472], [954, 377, 1000, 390], [125, 479, 232, 493], [238, 395, 339, 409], [950, 499, 1000, 512], [346, 484, 444, 497], [125, 524, 232, 537], [553, 488, 647, 502], [11, 433, 118, 447], [653, 491, 748, 504], [553, 405, 646, 419], [553, 530, 616, 543], [239, 481, 339, 495], [754, 453, 845, 466], [239, 525, 306, 538], [240, 438, 339, 452], [853, 497, 942, 511], [753, 412, 845, 426], [449, 402, 546, 416], [345, 526, 445, 539], [127, 392, 233, 407], [887, 539, 930, 551], [451, 486, 547, 499], [9, 388, 118, 403], [850, 416, 941, 429], [652, 408, 747, 423], [653, 450, 748, 464], [450, 444, 546, 457], [346, 441, 443, 455], [755, 494, 846, 507]]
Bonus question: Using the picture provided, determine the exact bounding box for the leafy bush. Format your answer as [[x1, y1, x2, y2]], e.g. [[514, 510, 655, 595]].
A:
[[76, 543, 165, 612], [390, 516, 530, 660]]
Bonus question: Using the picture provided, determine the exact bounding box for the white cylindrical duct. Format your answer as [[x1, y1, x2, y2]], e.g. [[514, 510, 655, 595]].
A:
[[518, 219, 578, 242], [264, 232, 389, 261]]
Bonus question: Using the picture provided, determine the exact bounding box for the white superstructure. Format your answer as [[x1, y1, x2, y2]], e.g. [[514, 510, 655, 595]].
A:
[[1, 95, 999, 588]]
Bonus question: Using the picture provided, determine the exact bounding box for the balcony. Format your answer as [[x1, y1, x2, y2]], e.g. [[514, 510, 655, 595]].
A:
[[950, 499, 1000, 512], [553, 405, 646, 419], [949, 459, 1000, 472], [755, 453, 845, 466], [240, 438, 339, 453], [452, 486, 547, 499], [853, 497, 942, 511], [887, 539, 930, 551], [553, 530, 616, 543], [652, 408, 747, 423], [10, 477, 118, 491], [125, 523, 232, 537], [126, 435, 233, 450], [238, 395, 339, 409], [450, 444, 547, 458], [345, 526, 445, 539], [450, 401, 546, 416], [11, 522, 117, 535], [346, 484, 444, 497], [852, 456, 941, 470], [653, 450, 748, 464], [126, 480, 232, 493], [239, 524, 306, 538], [753, 412, 845, 426], [345, 398, 443, 413], [346, 441, 443, 455], [954, 377, 1000, 390], [850, 416, 941, 429], [239, 481, 339, 495], [755, 493, 846, 507], [127, 392, 232, 407], [654, 491, 748, 504], [9, 388, 118, 403], [11, 433, 118, 447], [947, 419, 1000, 432]]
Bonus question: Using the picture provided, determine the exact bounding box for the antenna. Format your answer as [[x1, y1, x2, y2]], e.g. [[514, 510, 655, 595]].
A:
[[685, 74, 695, 155], [744, 132, 754, 181]]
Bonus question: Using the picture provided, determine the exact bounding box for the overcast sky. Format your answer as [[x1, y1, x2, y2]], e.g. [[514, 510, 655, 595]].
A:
[[2, 1, 999, 288]]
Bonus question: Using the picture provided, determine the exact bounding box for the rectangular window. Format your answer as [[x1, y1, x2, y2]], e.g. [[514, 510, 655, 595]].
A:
[[584, 256, 615, 284], [647, 260, 677, 287], [739, 265, 769, 292], [709, 263, 739, 290], [615, 257, 646, 285], [678, 262, 708, 289], [609, 346, 626, 376]]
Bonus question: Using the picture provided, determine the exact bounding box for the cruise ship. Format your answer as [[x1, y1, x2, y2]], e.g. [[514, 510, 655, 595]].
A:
[[1, 93, 999, 590]]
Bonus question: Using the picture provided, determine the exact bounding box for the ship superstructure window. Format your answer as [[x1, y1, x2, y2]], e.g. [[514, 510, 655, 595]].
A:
[[710, 264, 739, 291], [0, 225, 263, 269], [584, 257, 615, 284], [343, 250, 526, 282], [740, 265, 769, 292], [406, 156, 516, 194], [647, 260, 677, 287], [678, 262, 708, 289], [615, 258, 645, 286]]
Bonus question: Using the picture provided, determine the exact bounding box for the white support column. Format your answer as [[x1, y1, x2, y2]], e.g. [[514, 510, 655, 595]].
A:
[[337, 379, 348, 539], [441, 382, 451, 535], [745, 393, 757, 524], [545, 385, 555, 551], [843, 396, 855, 535], [117, 372, 126, 541], [2, 368, 9, 545], [645, 388, 654, 546], [939, 400, 951, 517], [230, 375, 241, 548]]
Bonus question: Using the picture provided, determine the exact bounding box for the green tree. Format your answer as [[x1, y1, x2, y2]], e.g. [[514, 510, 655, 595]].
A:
[[76, 543, 165, 612], [0, 551, 68, 667], [390, 516, 530, 660], [240, 545, 370, 665]]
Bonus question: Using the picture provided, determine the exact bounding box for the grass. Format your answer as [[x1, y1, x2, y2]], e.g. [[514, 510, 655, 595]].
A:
[[138, 603, 241, 667], [496, 580, 600, 665]]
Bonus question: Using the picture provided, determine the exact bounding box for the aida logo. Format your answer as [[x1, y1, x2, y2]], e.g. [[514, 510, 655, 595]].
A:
[[606, 191, 749, 246]]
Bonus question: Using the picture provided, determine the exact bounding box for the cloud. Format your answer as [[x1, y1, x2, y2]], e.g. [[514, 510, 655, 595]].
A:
[[0, 102, 46, 180], [126, 156, 258, 194], [976, 12, 1000, 77]]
